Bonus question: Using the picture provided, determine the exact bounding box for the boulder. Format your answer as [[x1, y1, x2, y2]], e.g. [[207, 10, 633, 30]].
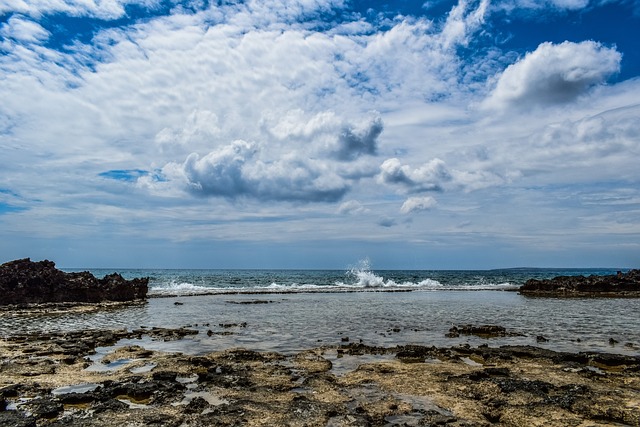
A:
[[519, 270, 640, 296], [0, 258, 148, 305]]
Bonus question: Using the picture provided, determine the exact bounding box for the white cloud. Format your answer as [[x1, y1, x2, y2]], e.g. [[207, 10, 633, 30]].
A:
[[378, 158, 451, 192], [0, 0, 128, 19], [439, 0, 489, 49], [400, 196, 437, 214], [0, 15, 50, 43], [337, 200, 368, 215], [484, 41, 621, 110], [173, 140, 350, 202]]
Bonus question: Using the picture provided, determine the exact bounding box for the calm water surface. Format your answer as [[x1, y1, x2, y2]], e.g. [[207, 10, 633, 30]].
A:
[[2, 288, 639, 356]]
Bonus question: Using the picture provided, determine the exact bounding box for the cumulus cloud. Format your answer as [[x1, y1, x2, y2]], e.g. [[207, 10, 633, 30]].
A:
[[172, 140, 350, 203], [400, 196, 437, 214], [333, 115, 383, 161], [155, 109, 221, 152], [265, 111, 383, 162], [378, 158, 451, 192], [484, 41, 621, 110]]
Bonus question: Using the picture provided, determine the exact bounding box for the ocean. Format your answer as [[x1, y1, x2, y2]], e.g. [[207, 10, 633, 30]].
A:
[[2, 265, 639, 357]]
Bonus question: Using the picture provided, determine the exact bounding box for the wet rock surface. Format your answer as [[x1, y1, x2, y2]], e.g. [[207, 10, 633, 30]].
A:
[[445, 324, 524, 338], [1, 327, 639, 426], [0, 258, 148, 305], [520, 269, 640, 296]]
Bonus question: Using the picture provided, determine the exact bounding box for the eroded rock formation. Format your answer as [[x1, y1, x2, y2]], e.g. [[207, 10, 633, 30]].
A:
[[520, 269, 640, 296], [0, 258, 148, 305]]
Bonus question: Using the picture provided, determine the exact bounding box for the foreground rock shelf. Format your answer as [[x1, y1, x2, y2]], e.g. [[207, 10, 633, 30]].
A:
[[519, 269, 640, 297], [0, 258, 148, 305], [1, 328, 639, 426]]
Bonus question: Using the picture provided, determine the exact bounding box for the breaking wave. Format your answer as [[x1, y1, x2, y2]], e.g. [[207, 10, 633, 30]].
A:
[[146, 259, 519, 297]]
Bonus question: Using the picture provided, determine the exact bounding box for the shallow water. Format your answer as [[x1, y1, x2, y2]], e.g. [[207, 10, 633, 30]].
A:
[[2, 290, 639, 356]]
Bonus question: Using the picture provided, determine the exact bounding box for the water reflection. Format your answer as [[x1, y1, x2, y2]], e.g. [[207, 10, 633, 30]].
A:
[[1, 291, 639, 356]]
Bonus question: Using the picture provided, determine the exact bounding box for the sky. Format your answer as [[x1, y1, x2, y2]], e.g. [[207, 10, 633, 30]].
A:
[[1, 0, 639, 269]]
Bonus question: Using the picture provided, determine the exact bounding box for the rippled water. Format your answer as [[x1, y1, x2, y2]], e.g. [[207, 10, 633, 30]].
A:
[[2, 290, 639, 356], [62, 265, 625, 295]]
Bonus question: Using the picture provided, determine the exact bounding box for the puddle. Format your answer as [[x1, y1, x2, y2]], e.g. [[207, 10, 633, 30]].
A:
[[116, 395, 151, 409], [177, 374, 199, 384], [52, 383, 99, 395], [85, 358, 137, 372], [324, 350, 394, 375], [175, 390, 228, 406], [129, 363, 156, 374], [5, 398, 33, 411], [460, 357, 483, 367]]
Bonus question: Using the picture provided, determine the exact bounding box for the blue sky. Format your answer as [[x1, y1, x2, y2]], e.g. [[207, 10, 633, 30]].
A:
[[1, 0, 639, 269]]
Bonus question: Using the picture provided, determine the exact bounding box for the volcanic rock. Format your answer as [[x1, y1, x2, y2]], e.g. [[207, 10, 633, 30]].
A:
[[519, 269, 640, 296], [0, 258, 148, 305]]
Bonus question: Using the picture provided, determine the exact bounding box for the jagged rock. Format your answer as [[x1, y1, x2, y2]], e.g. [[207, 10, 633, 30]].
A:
[[0, 258, 148, 305], [520, 269, 640, 296]]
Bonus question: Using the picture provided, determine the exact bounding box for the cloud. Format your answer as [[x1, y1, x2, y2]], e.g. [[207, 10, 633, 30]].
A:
[[265, 110, 383, 162], [484, 41, 621, 110], [172, 140, 350, 203], [400, 196, 437, 214], [0, 15, 50, 43], [0, 0, 150, 20], [377, 217, 397, 227], [378, 158, 451, 192], [337, 200, 368, 215], [439, 0, 489, 49], [333, 114, 383, 161]]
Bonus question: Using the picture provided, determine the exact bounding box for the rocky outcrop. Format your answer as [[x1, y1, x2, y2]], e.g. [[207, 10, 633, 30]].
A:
[[0, 258, 148, 305], [520, 269, 640, 296]]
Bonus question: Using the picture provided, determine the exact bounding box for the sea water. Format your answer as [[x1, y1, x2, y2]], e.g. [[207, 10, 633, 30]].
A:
[[1, 265, 638, 356]]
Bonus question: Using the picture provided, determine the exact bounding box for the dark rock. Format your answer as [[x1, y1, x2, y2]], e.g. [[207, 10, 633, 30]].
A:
[[447, 324, 522, 338], [184, 396, 209, 414], [91, 398, 128, 413], [520, 269, 640, 296], [536, 335, 549, 343], [494, 378, 553, 396], [0, 412, 37, 427], [152, 371, 178, 382], [57, 392, 97, 405], [142, 413, 182, 426], [0, 384, 21, 398], [395, 345, 437, 361], [22, 398, 64, 419], [0, 258, 148, 305], [226, 300, 273, 304]]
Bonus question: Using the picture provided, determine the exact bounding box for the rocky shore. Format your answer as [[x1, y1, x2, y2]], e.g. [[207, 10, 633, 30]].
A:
[[1, 325, 639, 426], [0, 259, 148, 305], [519, 269, 640, 297]]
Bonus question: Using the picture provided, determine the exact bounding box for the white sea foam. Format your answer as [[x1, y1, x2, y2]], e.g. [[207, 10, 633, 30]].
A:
[[146, 261, 520, 297], [148, 281, 216, 296]]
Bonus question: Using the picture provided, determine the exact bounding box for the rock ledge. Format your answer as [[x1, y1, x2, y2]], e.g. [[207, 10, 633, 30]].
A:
[[0, 258, 148, 305], [519, 269, 640, 297]]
